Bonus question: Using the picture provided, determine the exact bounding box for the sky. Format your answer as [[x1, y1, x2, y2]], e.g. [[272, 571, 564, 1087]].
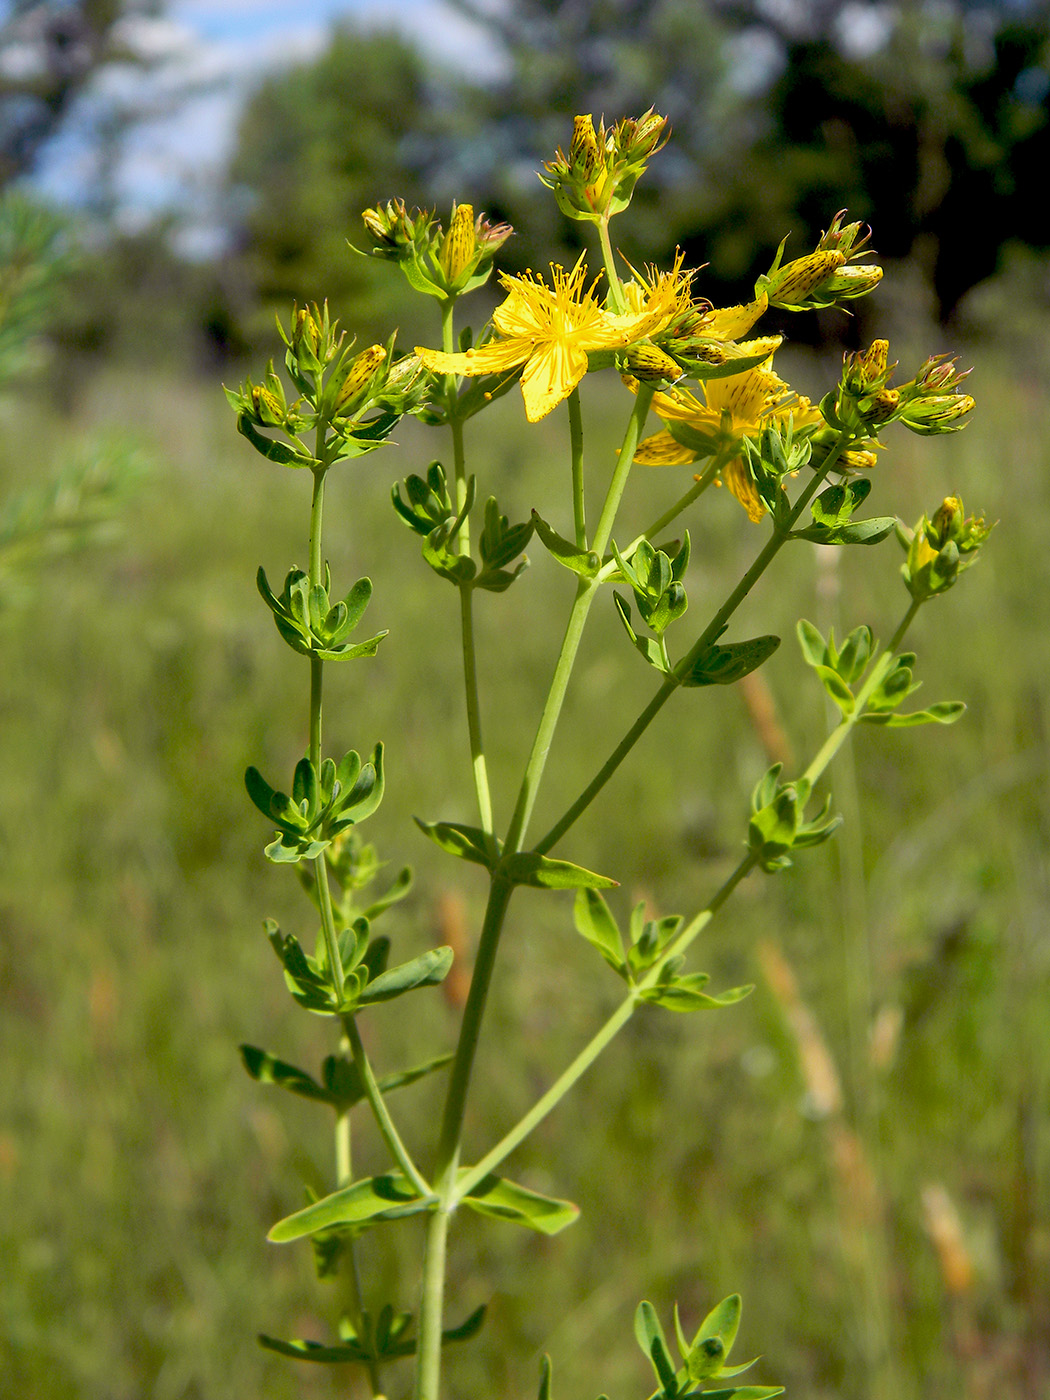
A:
[[28, 0, 503, 254]]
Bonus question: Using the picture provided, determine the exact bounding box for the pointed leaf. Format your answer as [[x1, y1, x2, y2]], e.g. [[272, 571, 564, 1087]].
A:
[[239, 1045, 332, 1103], [531, 511, 600, 577], [681, 635, 780, 687], [814, 665, 855, 715], [695, 1294, 742, 1355], [796, 619, 827, 668], [415, 818, 496, 869], [459, 1173, 579, 1235], [258, 1334, 368, 1364], [862, 700, 966, 727], [268, 1174, 431, 1242], [573, 888, 626, 971], [443, 1304, 486, 1344], [357, 946, 453, 1005], [502, 851, 617, 890], [641, 980, 754, 1013], [537, 1355, 553, 1400]]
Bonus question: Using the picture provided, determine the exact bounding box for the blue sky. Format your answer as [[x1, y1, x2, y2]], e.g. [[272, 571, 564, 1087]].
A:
[[30, 0, 502, 252]]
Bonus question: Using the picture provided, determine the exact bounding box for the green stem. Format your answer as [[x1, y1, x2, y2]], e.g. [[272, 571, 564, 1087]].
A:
[[335, 1053, 384, 1399], [416, 876, 513, 1400], [597, 215, 625, 312], [416, 389, 653, 1400], [345, 1017, 432, 1198], [569, 388, 586, 547], [453, 851, 756, 1202], [537, 441, 848, 854], [801, 597, 923, 788], [505, 383, 653, 853], [443, 297, 494, 843], [637, 452, 727, 544], [460, 583, 496, 845]]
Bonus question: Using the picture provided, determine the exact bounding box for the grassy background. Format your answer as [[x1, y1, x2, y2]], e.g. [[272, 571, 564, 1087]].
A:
[[1, 283, 1048, 1400]]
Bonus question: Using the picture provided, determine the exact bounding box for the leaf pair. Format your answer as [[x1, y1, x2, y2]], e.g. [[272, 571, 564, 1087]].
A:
[[268, 1169, 578, 1243], [635, 1294, 782, 1400], [792, 478, 896, 547], [798, 619, 965, 727], [245, 745, 384, 863], [573, 890, 752, 1012], [259, 1300, 485, 1366], [415, 819, 617, 890], [266, 917, 452, 1017], [747, 764, 841, 873], [257, 564, 386, 660]]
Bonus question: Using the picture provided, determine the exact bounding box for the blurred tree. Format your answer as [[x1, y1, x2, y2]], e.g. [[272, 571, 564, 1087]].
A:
[[0, 0, 162, 189], [717, 0, 1050, 320], [226, 25, 451, 345]]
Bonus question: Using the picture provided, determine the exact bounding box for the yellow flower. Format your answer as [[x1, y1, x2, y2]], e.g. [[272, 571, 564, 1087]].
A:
[[415, 256, 681, 422], [635, 356, 822, 521]]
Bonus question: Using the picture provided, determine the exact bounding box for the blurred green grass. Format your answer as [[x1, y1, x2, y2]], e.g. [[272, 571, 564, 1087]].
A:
[[1, 313, 1048, 1400]]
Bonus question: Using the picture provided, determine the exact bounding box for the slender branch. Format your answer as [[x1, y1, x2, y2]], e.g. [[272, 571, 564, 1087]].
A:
[[536, 439, 850, 854], [460, 583, 497, 846], [569, 388, 586, 548], [345, 1017, 432, 1198], [598, 215, 625, 312], [504, 383, 653, 853], [452, 851, 756, 1201]]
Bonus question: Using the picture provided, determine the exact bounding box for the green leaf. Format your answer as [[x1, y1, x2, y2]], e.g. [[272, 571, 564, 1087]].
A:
[[237, 414, 315, 467], [459, 1173, 580, 1235], [357, 946, 454, 1005], [537, 1355, 553, 1400], [442, 1304, 487, 1344], [694, 1294, 742, 1354], [681, 635, 780, 687], [641, 979, 754, 1013], [862, 700, 966, 727], [531, 511, 600, 577], [573, 888, 626, 972], [796, 619, 827, 668], [239, 1045, 331, 1103], [502, 851, 618, 890], [634, 1302, 677, 1395], [258, 1334, 369, 1364], [268, 1174, 431, 1242], [361, 865, 414, 921], [694, 1389, 783, 1400], [414, 818, 497, 869], [814, 665, 855, 715]]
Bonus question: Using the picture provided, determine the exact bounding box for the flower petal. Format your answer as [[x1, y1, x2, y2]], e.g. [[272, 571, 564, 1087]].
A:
[[519, 339, 590, 421], [705, 294, 769, 342], [634, 431, 701, 466], [415, 343, 527, 377]]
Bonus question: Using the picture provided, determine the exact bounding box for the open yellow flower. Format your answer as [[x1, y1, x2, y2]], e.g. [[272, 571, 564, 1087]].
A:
[[635, 355, 822, 521], [415, 256, 683, 422]]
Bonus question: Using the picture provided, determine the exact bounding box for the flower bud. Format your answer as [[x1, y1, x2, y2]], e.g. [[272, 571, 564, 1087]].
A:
[[898, 393, 976, 435], [440, 203, 477, 282], [570, 114, 601, 181], [334, 344, 386, 415], [765, 250, 846, 308], [846, 339, 892, 391], [825, 263, 884, 299], [901, 495, 991, 600], [249, 383, 286, 426], [360, 199, 435, 259], [621, 344, 683, 384]]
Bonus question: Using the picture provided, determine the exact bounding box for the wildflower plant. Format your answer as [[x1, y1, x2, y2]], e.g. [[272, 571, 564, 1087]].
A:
[[226, 111, 988, 1399]]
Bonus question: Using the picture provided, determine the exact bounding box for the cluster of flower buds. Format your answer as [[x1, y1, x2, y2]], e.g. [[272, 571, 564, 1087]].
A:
[[824, 339, 975, 440], [359, 199, 512, 301], [899, 495, 992, 601], [226, 306, 428, 469], [756, 211, 883, 312], [539, 109, 669, 223]]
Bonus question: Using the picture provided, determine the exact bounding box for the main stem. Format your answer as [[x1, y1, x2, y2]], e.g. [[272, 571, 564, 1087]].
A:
[[415, 386, 653, 1400]]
